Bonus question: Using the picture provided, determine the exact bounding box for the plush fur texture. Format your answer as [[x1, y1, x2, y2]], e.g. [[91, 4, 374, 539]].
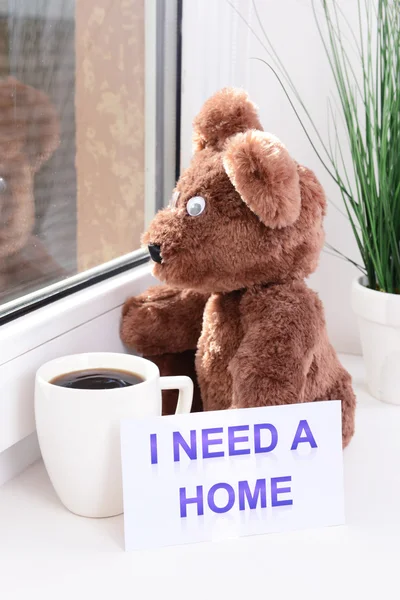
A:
[[121, 285, 208, 355], [0, 77, 61, 291], [121, 87, 356, 448], [192, 87, 262, 153], [223, 130, 301, 228]]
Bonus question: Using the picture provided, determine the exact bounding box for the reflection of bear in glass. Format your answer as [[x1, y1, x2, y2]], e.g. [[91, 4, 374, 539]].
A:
[[0, 77, 61, 299]]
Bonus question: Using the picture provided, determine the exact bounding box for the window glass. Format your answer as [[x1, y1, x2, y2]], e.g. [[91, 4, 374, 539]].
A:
[[0, 0, 168, 312]]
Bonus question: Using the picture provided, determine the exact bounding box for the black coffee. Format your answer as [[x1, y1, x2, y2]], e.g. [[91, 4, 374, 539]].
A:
[[50, 368, 144, 390]]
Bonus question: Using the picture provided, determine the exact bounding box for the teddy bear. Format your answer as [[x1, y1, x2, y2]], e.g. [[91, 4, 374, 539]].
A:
[[121, 87, 356, 447], [0, 77, 62, 299]]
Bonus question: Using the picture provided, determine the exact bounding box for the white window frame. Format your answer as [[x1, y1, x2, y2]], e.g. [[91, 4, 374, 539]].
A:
[[0, 0, 178, 484]]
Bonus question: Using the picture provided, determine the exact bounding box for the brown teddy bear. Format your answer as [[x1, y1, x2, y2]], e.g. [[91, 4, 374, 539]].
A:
[[121, 88, 356, 447], [0, 77, 61, 297]]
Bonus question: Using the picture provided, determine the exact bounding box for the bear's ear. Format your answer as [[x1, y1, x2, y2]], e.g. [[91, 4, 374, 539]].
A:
[[223, 130, 301, 229], [192, 87, 263, 153]]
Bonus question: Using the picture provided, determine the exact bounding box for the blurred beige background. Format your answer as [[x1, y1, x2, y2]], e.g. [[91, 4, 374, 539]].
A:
[[75, 0, 145, 271]]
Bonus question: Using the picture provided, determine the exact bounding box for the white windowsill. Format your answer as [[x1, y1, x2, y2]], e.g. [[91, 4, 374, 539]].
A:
[[0, 354, 397, 598]]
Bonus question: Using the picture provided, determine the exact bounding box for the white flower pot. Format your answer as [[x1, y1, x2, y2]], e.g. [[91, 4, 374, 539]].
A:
[[352, 276, 400, 404]]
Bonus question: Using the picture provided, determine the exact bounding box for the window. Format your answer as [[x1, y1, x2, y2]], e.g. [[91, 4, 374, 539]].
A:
[[0, 0, 177, 319]]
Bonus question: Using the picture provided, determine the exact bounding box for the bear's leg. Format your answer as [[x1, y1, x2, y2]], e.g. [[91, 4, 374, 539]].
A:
[[324, 372, 356, 448]]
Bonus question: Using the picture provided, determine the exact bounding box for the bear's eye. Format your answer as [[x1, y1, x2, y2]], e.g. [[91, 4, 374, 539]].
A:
[[0, 177, 7, 193], [170, 190, 180, 208], [186, 196, 206, 217]]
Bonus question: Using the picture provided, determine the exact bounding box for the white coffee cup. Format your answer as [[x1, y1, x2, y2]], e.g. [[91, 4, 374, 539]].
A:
[[35, 352, 193, 518]]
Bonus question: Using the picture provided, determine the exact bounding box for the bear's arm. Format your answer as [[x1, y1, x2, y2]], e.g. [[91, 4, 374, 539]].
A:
[[121, 285, 209, 356], [228, 282, 321, 408]]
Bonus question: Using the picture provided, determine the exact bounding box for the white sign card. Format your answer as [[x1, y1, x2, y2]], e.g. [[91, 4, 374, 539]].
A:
[[121, 400, 344, 551]]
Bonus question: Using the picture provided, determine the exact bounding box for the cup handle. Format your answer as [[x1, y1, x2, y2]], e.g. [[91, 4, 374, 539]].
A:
[[160, 376, 193, 414]]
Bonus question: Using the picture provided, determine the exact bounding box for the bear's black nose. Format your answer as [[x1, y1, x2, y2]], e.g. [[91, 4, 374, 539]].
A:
[[148, 244, 162, 264]]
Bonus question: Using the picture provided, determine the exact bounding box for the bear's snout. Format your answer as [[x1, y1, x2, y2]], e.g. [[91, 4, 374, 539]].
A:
[[148, 243, 162, 264]]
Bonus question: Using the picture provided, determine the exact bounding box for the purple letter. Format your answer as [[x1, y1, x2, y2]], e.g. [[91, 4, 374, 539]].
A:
[[290, 420, 317, 450], [150, 433, 158, 464], [228, 425, 250, 456], [254, 424, 278, 453], [179, 486, 204, 518], [173, 430, 197, 462], [271, 476, 293, 507], [207, 483, 235, 514], [238, 479, 267, 510], [202, 428, 224, 459]]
